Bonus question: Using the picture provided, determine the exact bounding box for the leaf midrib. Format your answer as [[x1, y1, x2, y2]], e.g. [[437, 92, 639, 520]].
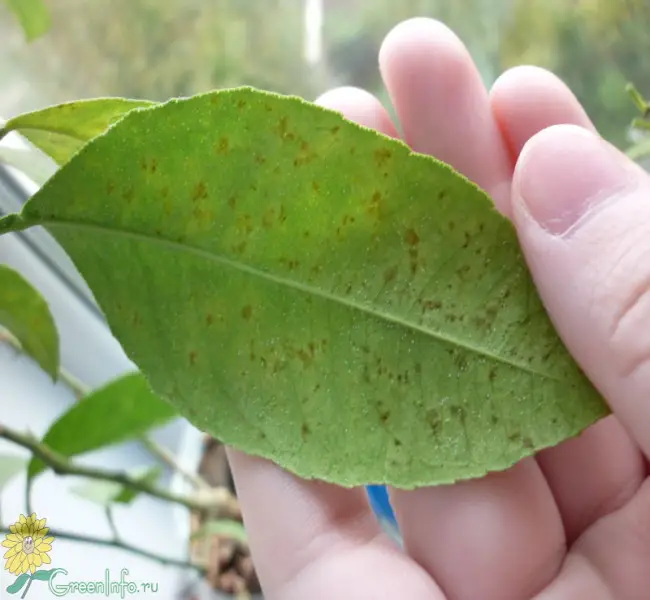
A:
[[38, 217, 557, 381]]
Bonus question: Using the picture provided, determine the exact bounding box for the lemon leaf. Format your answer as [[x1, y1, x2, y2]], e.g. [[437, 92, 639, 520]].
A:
[[0, 99, 155, 166], [0, 88, 609, 488], [0, 265, 59, 379], [2, 0, 50, 42], [28, 373, 177, 480]]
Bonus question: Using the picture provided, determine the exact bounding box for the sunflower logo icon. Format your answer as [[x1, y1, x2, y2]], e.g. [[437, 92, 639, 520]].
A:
[[2, 513, 56, 596]]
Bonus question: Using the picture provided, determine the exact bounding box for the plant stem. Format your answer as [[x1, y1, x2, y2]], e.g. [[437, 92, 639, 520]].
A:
[[25, 476, 33, 516], [0, 525, 204, 573], [0, 423, 239, 518], [627, 82, 650, 116], [0, 329, 88, 399], [140, 436, 210, 490]]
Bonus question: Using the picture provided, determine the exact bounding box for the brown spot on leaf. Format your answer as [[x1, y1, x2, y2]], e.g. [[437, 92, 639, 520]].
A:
[[312, 181, 320, 193], [489, 367, 497, 382], [301, 423, 310, 441], [296, 348, 313, 368], [421, 299, 442, 311], [206, 314, 214, 326], [383, 265, 398, 284], [214, 137, 229, 155], [241, 305, 252, 320], [228, 195, 237, 209], [189, 350, 198, 365], [379, 410, 391, 424], [191, 181, 208, 202], [366, 191, 382, 220], [330, 125, 340, 135], [404, 228, 419, 246], [374, 148, 392, 167], [237, 99, 247, 109]]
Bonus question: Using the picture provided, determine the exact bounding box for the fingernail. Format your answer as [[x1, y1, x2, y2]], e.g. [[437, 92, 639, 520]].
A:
[[515, 125, 634, 235]]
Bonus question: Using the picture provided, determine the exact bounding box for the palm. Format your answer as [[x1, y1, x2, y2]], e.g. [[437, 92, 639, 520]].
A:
[[228, 19, 650, 600]]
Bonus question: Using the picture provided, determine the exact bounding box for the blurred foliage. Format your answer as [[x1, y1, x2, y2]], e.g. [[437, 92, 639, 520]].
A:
[[500, 0, 650, 148], [1, 0, 649, 148], [3, 0, 317, 105]]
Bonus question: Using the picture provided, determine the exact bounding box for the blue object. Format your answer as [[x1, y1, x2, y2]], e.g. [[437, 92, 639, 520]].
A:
[[366, 485, 397, 526]]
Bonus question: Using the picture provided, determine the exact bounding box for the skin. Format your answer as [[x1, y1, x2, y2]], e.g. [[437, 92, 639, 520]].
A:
[[226, 18, 650, 599]]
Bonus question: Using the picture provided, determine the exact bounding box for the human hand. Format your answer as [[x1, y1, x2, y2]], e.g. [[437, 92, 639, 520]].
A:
[[226, 18, 650, 600]]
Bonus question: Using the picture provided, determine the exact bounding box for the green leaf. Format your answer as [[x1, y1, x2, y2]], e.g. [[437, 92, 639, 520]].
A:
[[31, 569, 55, 581], [0, 455, 27, 490], [5, 573, 29, 594], [191, 519, 247, 544], [2, 0, 51, 42], [28, 373, 177, 479], [0, 99, 155, 166], [0, 265, 59, 379], [0, 145, 57, 185], [0, 88, 609, 488], [71, 465, 162, 506]]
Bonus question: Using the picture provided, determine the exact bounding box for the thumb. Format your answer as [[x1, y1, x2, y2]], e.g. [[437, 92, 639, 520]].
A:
[[511, 124, 650, 453]]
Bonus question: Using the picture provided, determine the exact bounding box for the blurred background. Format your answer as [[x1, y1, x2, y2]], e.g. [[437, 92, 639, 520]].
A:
[[1, 0, 649, 150]]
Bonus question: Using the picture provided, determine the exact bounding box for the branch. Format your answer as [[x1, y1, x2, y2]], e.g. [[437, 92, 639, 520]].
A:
[[0, 526, 204, 573], [0, 423, 240, 520], [0, 330, 211, 489]]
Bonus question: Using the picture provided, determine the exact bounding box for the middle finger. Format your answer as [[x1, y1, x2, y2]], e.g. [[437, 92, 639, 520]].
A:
[[379, 18, 565, 600]]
